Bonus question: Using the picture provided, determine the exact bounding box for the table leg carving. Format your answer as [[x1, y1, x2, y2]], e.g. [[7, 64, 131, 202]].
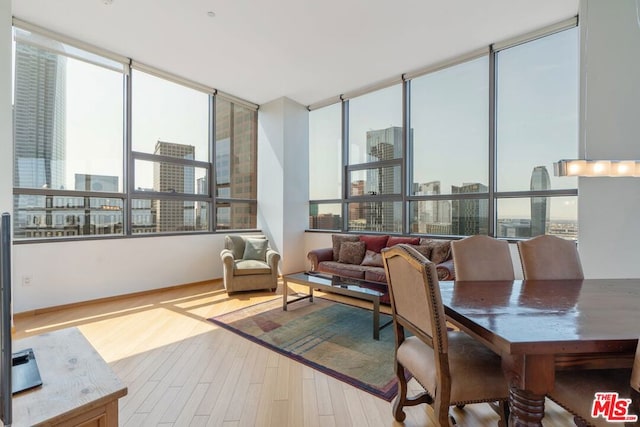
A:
[[501, 353, 555, 427], [508, 386, 546, 426]]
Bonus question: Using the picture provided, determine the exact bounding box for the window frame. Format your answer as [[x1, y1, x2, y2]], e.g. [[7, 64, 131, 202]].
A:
[[11, 21, 259, 243], [308, 19, 579, 241]]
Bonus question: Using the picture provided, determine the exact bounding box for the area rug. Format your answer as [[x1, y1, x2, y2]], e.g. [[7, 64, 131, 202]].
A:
[[208, 297, 401, 401]]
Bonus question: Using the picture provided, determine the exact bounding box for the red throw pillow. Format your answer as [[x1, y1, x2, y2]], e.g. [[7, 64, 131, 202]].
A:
[[359, 235, 389, 253], [387, 236, 420, 246]]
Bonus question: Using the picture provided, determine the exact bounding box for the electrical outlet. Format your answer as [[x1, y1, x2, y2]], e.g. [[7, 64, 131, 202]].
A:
[[22, 275, 32, 286]]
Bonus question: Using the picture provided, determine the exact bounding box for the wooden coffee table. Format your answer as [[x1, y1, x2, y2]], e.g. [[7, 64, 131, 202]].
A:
[[282, 271, 391, 340]]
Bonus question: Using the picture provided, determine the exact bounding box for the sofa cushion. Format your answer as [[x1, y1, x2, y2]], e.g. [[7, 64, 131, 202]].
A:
[[387, 236, 420, 246], [361, 250, 384, 267], [408, 244, 432, 260], [338, 241, 366, 265], [420, 238, 452, 264], [243, 238, 268, 261], [332, 234, 360, 261], [317, 261, 366, 279], [359, 235, 389, 253], [364, 267, 387, 283]]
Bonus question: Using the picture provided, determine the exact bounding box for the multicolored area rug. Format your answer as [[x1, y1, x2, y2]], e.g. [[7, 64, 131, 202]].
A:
[[208, 297, 401, 401]]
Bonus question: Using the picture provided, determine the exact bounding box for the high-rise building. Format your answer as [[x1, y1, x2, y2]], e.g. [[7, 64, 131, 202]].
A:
[[153, 141, 195, 232], [215, 99, 257, 229], [530, 166, 551, 237], [365, 126, 403, 232], [451, 183, 488, 235], [413, 181, 452, 233], [13, 43, 67, 190]]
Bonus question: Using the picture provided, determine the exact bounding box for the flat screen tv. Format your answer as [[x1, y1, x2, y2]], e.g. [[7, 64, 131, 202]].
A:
[[0, 213, 42, 426], [0, 212, 12, 425]]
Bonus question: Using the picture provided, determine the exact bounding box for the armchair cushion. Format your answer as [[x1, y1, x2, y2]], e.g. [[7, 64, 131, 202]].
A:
[[243, 237, 269, 261], [225, 234, 267, 259], [234, 259, 272, 275]]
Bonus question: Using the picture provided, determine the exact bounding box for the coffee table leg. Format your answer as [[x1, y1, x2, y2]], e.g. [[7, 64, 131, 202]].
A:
[[373, 298, 380, 340], [283, 279, 289, 311], [309, 286, 314, 303]]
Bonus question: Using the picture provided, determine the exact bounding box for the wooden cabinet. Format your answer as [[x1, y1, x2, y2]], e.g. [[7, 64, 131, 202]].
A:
[[8, 328, 127, 427]]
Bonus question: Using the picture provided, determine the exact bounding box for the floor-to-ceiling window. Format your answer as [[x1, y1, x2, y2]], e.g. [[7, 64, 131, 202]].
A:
[[495, 27, 579, 240], [308, 21, 579, 240], [12, 23, 258, 241]]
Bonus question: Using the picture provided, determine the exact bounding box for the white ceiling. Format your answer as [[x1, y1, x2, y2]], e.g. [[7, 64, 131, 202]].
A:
[[11, 0, 579, 107]]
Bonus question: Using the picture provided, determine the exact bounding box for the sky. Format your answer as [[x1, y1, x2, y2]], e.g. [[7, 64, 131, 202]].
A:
[[309, 27, 579, 220]]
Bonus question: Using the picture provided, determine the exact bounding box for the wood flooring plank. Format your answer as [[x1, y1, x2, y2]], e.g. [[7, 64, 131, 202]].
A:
[[252, 366, 278, 427], [286, 361, 304, 427], [10, 281, 577, 427], [174, 382, 210, 426], [268, 399, 288, 427], [302, 377, 320, 427], [237, 382, 262, 427], [190, 415, 210, 427], [313, 371, 332, 416], [223, 340, 260, 422]]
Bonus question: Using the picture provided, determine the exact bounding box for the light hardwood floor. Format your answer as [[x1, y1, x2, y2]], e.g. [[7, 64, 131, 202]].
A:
[[13, 280, 575, 426]]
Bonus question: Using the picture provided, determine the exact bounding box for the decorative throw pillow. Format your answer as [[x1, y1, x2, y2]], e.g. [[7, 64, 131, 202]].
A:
[[359, 235, 389, 253], [242, 238, 269, 261], [338, 241, 366, 265], [387, 236, 421, 246], [408, 244, 432, 260], [360, 249, 384, 267], [332, 234, 360, 261], [420, 238, 451, 265]]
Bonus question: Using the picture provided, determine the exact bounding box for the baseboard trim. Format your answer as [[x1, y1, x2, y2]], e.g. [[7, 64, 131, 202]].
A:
[[13, 278, 224, 319]]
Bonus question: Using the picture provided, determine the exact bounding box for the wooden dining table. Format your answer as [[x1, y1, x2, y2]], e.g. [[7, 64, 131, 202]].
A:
[[439, 278, 640, 427]]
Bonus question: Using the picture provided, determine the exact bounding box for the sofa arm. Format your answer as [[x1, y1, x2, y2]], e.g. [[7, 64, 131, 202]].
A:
[[307, 247, 333, 270], [220, 249, 236, 288], [266, 249, 281, 273], [436, 258, 456, 281]]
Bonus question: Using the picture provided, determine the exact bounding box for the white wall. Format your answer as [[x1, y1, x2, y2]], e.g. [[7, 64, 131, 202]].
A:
[[12, 234, 228, 313], [578, 0, 640, 278], [258, 97, 309, 274], [0, 3, 11, 215]]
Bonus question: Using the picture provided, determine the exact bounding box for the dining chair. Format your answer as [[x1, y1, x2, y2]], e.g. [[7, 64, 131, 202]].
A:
[[517, 234, 584, 280], [548, 339, 640, 427], [451, 235, 515, 281], [381, 244, 509, 426]]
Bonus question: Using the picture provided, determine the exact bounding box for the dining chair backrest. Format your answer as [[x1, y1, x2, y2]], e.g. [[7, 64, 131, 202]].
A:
[[517, 235, 584, 280], [382, 244, 448, 355], [451, 235, 515, 281], [381, 244, 509, 426]]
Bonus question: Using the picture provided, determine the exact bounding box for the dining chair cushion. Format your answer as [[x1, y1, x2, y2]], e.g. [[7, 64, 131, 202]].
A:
[[397, 332, 508, 405]]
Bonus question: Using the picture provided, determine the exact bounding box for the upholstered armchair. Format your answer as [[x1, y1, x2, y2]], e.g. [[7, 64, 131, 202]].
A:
[[220, 235, 280, 293]]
